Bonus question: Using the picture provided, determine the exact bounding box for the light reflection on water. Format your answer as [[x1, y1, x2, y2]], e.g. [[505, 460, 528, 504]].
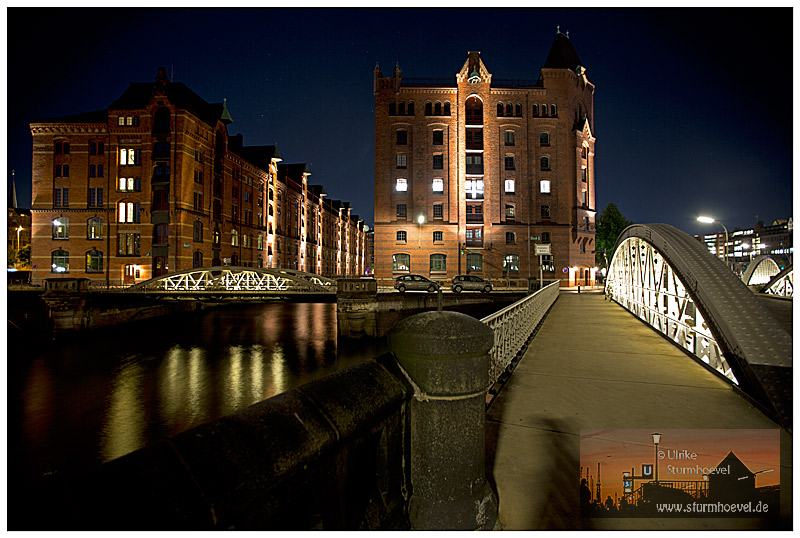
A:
[[9, 302, 384, 485]]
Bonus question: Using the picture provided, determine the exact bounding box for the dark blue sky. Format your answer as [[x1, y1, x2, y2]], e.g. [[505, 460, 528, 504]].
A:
[[7, 8, 793, 233]]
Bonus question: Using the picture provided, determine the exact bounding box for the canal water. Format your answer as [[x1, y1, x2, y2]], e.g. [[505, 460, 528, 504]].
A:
[[8, 302, 386, 488]]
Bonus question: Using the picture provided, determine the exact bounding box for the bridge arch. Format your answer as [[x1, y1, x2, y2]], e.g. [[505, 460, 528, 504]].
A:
[[127, 266, 337, 294], [741, 255, 781, 288], [762, 266, 793, 298], [605, 224, 791, 428]]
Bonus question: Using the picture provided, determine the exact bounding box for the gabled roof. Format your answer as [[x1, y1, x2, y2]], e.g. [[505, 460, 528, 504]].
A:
[[239, 145, 282, 171], [34, 109, 108, 124], [278, 163, 311, 183], [108, 81, 230, 127], [543, 31, 583, 71]]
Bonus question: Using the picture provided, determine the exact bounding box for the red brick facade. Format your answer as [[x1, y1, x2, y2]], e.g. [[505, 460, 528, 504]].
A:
[[373, 37, 597, 287], [30, 69, 365, 286]]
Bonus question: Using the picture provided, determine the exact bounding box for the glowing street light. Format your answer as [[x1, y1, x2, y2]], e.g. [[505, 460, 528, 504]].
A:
[[697, 216, 729, 266], [16, 226, 23, 268], [417, 214, 425, 248]]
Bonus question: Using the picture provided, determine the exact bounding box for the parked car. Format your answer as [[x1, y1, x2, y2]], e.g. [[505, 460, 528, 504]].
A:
[[394, 274, 440, 293], [451, 274, 492, 293]]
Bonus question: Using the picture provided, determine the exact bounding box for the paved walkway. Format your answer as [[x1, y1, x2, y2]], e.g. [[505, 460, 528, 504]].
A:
[[486, 290, 792, 530]]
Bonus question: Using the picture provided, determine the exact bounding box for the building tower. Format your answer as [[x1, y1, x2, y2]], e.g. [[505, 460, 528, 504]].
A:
[[373, 30, 596, 286]]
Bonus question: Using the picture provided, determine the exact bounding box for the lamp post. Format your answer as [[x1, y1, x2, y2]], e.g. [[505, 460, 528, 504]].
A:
[[417, 214, 425, 248], [697, 216, 729, 267], [16, 225, 23, 268], [652, 433, 661, 487]]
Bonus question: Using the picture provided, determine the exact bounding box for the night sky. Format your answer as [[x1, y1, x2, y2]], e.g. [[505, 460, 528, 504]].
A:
[[6, 8, 793, 233]]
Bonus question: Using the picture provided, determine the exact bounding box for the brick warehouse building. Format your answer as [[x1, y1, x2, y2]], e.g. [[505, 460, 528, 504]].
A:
[[373, 31, 597, 287], [29, 68, 366, 286]]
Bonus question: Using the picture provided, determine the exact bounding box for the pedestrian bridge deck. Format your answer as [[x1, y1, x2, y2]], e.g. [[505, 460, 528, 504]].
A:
[[486, 289, 792, 530]]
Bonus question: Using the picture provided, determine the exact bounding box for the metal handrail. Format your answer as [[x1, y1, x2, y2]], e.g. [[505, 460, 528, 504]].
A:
[[481, 281, 559, 385]]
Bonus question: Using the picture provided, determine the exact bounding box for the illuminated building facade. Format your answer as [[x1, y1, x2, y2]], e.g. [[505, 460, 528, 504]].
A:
[[29, 68, 365, 285], [695, 218, 793, 275], [373, 31, 597, 286]]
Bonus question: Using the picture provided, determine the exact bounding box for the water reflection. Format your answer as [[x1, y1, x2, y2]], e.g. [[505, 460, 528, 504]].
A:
[[9, 302, 384, 485]]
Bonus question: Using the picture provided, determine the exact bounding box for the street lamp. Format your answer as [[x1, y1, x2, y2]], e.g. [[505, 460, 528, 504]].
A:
[[651, 433, 661, 486], [697, 216, 729, 267], [16, 225, 23, 268], [417, 214, 425, 248]]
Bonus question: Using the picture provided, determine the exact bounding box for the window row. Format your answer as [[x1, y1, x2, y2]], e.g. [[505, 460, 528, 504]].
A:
[[118, 116, 140, 127], [396, 230, 445, 243], [495, 103, 558, 117], [395, 178, 445, 193], [396, 153, 444, 169], [392, 253, 447, 272], [50, 249, 104, 273], [395, 129, 445, 146], [396, 203, 444, 219]]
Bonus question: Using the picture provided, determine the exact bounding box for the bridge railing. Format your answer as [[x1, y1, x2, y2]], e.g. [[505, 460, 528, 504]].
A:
[[481, 280, 560, 386]]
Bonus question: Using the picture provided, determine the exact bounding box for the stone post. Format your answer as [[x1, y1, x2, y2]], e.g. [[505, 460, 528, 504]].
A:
[[387, 311, 498, 530]]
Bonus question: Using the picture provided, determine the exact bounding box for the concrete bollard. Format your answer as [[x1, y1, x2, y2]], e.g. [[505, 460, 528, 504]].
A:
[[387, 311, 498, 530]]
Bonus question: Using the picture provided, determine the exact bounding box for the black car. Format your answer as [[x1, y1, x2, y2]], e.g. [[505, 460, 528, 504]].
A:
[[394, 274, 440, 293], [451, 274, 492, 293]]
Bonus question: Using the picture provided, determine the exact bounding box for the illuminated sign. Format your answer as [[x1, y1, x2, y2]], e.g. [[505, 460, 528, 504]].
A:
[[642, 464, 653, 478]]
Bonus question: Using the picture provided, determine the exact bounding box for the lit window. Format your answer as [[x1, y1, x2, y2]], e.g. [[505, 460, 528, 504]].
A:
[[430, 253, 447, 272], [504, 179, 515, 193], [85, 249, 103, 273], [505, 204, 516, 218], [51, 249, 69, 273], [465, 179, 484, 199], [118, 117, 125, 126], [467, 253, 482, 272], [87, 217, 103, 240], [396, 231, 407, 243], [52, 217, 69, 239], [393, 253, 410, 271], [396, 178, 408, 192], [432, 178, 444, 192], [503, 254, 519, 272], [540, 180, 551, 194], [231, 229, 239, 247]]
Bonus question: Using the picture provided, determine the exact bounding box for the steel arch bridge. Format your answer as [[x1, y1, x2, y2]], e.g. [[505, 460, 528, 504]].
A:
[[605, 224, 792, 429], [762, 266, 793, 298], [742, 255, 782, 288], [126, 266, 337, 296]]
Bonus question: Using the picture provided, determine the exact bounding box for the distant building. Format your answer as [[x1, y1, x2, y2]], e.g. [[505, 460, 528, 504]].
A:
[[708, 451, 756, 502], [7, 175, 31, 268], [29, 68, 366, 285], [372, 30, 597, 286], [695, 218, 793, 275]]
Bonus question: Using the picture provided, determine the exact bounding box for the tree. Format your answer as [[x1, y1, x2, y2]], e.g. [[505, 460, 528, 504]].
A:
[[16, 244, 31, 268], [595, 203, 633, 268]]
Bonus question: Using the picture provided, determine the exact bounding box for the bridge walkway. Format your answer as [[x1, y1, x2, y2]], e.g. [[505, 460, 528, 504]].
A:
[[486, 289, 792, 530]]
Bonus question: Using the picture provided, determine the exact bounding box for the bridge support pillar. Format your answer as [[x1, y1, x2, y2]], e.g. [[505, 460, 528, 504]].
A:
[[388, 311, 498, 530], [41, 278, 90, 334], [336, 278, 378, 337]]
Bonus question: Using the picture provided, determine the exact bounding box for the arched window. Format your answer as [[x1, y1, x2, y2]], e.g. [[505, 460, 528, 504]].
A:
[[551, 104, 557, 116], [506, 103, 513, 116], [466, 96, 483, 126], [443, 102, 451, 116], [466, 253, 482, 273], [515, 103, 522, 116], [540, 132, 550, 146], [153, 107, 170, 134], [407, 102, 414, 115], [434, 102, 442, 116], [231, 254, 238, 266], [193, 251, 203, 268], [389, 102, 396, 115], [430, 253, 447, 272], [425, 102, 432, 116], [212, 226, 221, 248], [276, 239, 281, 253], [52, 217, 69, 239], [540, 156, 550, 170], [231, 228, 239, 247], [503, 254, 519, 272], [398, 102, 405, 115], [51, 249, 69, 273], [393, 253, 410, 272], [532, 104, 539, 116], [193, 219, 203, 242], [541, 104, 548, 116], [497, 103, 504, 116], [257, 234, 264, 250], [87, 217, 103, 239], [581, 146, 588, 159], [85, 249, 103, 273]]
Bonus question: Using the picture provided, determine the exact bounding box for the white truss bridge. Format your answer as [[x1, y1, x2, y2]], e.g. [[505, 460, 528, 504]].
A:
[[126, 267, 337, 296]]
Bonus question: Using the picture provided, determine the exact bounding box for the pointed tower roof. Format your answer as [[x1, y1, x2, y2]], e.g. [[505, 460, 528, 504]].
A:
[[10, 171, 18, 209], [219, 98, 234, 125], [543, 29, 583, 71]]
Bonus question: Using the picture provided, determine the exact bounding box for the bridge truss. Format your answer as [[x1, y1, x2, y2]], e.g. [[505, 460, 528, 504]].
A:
[[127, 267, 337, 295], [606, 224, 792, 429], [762, 266, 793, 298]]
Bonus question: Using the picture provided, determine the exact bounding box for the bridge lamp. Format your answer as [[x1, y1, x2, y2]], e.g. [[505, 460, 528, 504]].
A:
[[697, 216, 729, 267], [651, 433, 661, 486]]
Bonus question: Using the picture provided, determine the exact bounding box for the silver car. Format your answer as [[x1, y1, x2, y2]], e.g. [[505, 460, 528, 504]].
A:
[[394, 274, 440, 293], [451, 274, 492, 293]]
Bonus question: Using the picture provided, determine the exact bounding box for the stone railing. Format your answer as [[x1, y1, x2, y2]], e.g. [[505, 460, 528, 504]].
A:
[[481, 280, 560, 386]]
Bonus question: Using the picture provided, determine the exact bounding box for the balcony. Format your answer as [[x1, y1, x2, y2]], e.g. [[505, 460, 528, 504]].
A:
[[466, 213, 483, 223], [466, 164, 484, 175]]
